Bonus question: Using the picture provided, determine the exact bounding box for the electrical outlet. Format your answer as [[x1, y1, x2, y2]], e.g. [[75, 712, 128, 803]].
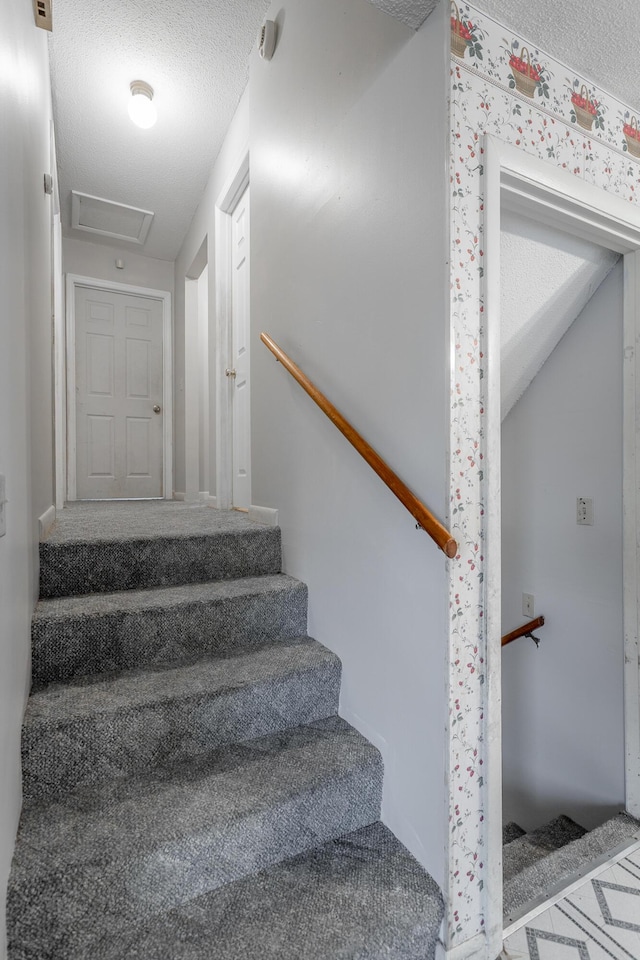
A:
[[522, 593, 534, 618], [577, 497, 594, 525]]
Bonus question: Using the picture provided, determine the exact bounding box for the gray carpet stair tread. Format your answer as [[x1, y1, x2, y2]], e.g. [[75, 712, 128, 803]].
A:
[[503, 821, 526, 845], [503, 812, 640, 919], [8, 719, 384, 949], [45, 501, 263, 543], [23, 639, 341, 800], [31, 574, 308, 685], [40, 506, 281, 598], [9, 822, 443, 960], [503, 814, 587, 883]]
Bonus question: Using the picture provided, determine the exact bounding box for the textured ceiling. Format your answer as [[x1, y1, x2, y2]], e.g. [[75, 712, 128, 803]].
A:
[[500, 210, 619, 420], [50, 0, 270, 261], [49, 0, 640, 264], [367, 0, 437, 30]]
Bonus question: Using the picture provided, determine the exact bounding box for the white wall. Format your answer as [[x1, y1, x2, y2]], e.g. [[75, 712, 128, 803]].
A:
[[62, 237, 174, 294], [249, 0, 449, 880], [0, 2, 55, 954], [501, 260, 624, 831], [174, 91, 249, 496]]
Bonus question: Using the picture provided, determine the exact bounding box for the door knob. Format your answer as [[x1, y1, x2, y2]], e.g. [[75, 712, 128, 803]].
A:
[[153, 404, 161, 414], [225, 368, 237, 379]]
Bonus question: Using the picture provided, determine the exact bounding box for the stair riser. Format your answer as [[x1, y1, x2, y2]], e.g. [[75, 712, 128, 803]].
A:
[[39, 529, 282, 599], [31, 584, 308, 687], [8, 760, 383, 957], [23, 664, 341, 801]]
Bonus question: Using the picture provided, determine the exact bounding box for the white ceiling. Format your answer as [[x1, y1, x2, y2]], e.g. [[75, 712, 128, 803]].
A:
[[368, 0, 437, 30], [500, 210, 619, 420], [48, 0, 640, 263], [49, 0, 270, 261]]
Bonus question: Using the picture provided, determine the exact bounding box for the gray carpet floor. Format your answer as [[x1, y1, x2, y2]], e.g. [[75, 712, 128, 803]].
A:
[[8, 501, 444, 959]]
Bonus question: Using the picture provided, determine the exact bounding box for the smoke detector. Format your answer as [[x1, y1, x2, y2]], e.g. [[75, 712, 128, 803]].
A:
[[258, 20, 277, 60]]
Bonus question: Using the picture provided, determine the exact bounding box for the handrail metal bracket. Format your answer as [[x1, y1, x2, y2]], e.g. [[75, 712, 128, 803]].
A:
[[502, 614, 545, 648]]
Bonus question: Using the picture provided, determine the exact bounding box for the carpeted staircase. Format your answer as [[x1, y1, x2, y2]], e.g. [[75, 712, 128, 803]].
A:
[[6, 501, 444, 960], [503, 810, 640, 921]]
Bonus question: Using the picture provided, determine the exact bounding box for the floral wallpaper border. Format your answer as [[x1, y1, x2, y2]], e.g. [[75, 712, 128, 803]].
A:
[[446, 2, 640, 950]]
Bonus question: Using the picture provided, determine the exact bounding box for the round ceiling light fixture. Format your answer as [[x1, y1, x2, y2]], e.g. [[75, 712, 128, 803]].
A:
[[128, 80, 157, 129]]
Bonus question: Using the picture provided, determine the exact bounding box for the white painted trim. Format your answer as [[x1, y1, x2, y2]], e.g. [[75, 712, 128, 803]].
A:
[[248, 504, 279, 527], [173, 491, 186, 501], [66, 273, 77, 501], [503, 835, 640, 937], [214, 148, 250, 511], [498, 140, 640, 254], [483, 136, 640, 952], [184, 277, 200, 500], [198, 491, 218, 506], [624, 251, 640, 818], [52, 214, 65, 510], [482, 136, 504, 960], [437, 931, 488, 960], [65, 274, 173, 500], [38, 505, 56, 541]]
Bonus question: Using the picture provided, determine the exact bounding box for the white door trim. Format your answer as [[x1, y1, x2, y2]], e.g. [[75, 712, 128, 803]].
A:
[[53, 214, 65, 512], [65, 274, 173, 500], [214, 149, 249, 510], [483, 136, 640, 954]]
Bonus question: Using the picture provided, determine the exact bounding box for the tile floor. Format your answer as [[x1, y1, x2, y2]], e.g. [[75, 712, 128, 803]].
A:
[[502, 842, 640, 959]]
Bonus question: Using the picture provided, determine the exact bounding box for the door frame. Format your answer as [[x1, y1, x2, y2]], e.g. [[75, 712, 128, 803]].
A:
[[65, 274, 173, 500], [483, 137, 640, 951], [214, 149, 249, 510]]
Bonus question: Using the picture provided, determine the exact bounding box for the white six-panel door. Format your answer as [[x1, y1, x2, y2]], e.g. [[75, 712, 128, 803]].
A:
[[75, 285, 164, 499], [231, 186, 251, 510]]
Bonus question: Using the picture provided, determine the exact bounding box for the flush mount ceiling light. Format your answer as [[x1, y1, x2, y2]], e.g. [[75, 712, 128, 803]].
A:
[[128, 80, 157, 129]]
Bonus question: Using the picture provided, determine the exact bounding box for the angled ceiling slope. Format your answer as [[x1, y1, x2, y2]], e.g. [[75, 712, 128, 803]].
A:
[[500, 211, 620, 420], [366, 0, 437, 30]]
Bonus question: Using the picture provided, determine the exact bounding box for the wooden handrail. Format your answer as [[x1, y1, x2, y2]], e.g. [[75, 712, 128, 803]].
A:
[[501, 615, 545, 648], [260, 332, 458, 559]]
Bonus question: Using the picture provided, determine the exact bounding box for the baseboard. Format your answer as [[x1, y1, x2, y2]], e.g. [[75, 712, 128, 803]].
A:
[[198, 492, 218, 506], [248, 504, 279, 527], [437, 931, 492, 960], [173, 492, 186, 501], [38, 505, 56, 541]]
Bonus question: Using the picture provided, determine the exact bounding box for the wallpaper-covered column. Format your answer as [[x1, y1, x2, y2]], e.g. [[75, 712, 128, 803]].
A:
[[446, 2, 640, 949]]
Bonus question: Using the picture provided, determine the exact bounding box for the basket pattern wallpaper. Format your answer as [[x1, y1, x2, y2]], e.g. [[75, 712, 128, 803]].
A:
[[446, 1, 640, 949]]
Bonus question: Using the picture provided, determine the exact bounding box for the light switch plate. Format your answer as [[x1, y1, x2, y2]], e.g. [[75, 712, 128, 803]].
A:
[[0, 475, 6, 537]]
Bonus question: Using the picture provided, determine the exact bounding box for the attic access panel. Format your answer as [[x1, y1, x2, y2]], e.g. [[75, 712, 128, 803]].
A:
[[71, 192, 154, 246]]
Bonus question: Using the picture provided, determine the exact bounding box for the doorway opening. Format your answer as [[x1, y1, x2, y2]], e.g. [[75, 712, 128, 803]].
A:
[[500, 212, 624, 834], [482, 138, 640, 948], [214, 151, 251, 511]]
